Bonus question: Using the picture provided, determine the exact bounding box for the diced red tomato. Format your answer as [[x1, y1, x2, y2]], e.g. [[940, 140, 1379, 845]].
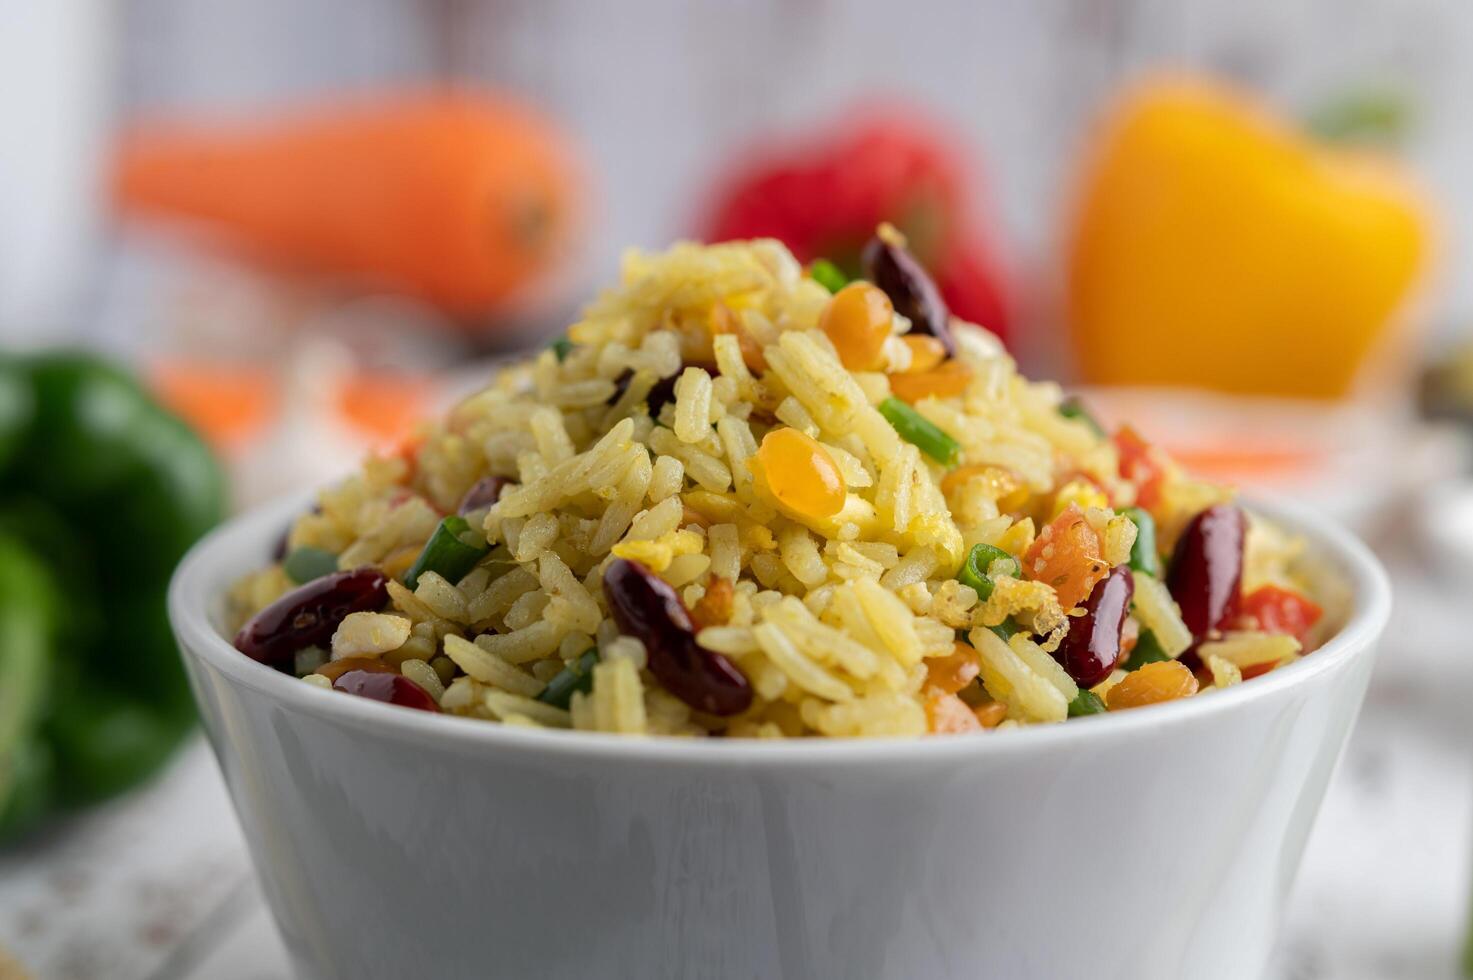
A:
[[1024, 504, 1108, 610], [1114, 426, 1166, 510], [1240, 585, 1323, 644], [927, 693, 984, 734], [1240, 662, 1277, 681]]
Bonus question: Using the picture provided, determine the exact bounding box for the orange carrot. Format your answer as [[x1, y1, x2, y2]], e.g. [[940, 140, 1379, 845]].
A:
[[926, 693, 984, 735], [113, 92, 580, 321]]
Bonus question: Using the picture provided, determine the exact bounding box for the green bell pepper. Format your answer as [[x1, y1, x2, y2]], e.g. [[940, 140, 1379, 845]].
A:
[[0, 353, 226, 839]]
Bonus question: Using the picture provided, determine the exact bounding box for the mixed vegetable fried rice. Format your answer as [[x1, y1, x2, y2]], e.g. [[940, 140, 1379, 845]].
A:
[[228, 229, 1330, 737]]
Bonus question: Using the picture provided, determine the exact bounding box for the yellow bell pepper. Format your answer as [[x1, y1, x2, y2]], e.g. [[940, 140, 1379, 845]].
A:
[[1066, 77, 1433, 399]]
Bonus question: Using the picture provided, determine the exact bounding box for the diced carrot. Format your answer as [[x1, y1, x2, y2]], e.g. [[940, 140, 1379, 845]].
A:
[[1023, 504, 1109, 610], [925, 642, 982, 696], [927, 693, 984, 734], [888, 359, 972, 403], [974, 701, 1009, 728], [899, 335, 947, 373], [1240, 661, 1277, 680], [1106, 660, 1198, 710], [691, 577, 735, 630]]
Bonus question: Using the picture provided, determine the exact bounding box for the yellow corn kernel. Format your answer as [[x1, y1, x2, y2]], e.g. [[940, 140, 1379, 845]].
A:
[[1050, 478, 1111, 520]]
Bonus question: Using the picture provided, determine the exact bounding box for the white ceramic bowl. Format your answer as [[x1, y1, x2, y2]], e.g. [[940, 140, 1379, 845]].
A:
[[169, 494, 1389, 980]]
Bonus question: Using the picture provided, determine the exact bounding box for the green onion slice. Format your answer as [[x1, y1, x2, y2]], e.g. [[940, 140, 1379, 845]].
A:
[[536, 649, 599, 708], [1129, 629, 1170, 669], [283, 546, 339, 584], [550, 337, 575, 362], [1123, 507, 1160, 578], [988, 619, 1020, 642], [404, 515, 490, 591], [809, 259, 849, 294], [1058, 397, 1104, 437], [1067, 689, 1107, 717], [878, 398, 960, 465], [958, 543, 1020, 601]]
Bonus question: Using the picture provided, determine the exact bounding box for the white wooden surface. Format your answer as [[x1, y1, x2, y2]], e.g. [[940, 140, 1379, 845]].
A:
[[0, 526, 1468, 980]]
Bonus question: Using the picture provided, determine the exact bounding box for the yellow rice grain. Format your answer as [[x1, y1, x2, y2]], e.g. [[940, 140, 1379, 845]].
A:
[[586, 658, 647, 734], [474, 621, 562, 665], [628, 496, 684, 542], [674, 367, 715, 443], [1205, 654, 1243, 689], [483, 690, 571, 727], [752, 622, 853, 701], [707, 523, 741, 582], [970, 627, 1068, 723], [467, 567, 537, 624], [1198, 631, 1301, 669], [443, 634, 544, 697], [647, 454, 685, 502], [1008, 633, 1079, 701], [1131, 573, 1193, 658], [400, 658, 446, 702], [502, 590, 550, 631], [602, 635, 648, 669]]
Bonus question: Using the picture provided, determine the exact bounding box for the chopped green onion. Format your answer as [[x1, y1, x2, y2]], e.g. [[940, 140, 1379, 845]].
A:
[[989, 619, 1020, 642], [1128, 629, 1170, 669], [404, 515, 490, 591], [550, 337, 575, 361], [1067, 690, 1107, 717], [283, 546, 339, 584], [536, 649, 599, 708], [1123, 507, 1160, 577], [958, 543, 1020, 601], [1058, 397, 1104, 437], [809, 259, 849, 294], [878, 397, 959, 465]]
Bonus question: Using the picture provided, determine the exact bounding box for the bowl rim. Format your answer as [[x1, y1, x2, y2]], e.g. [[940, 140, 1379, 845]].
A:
[[169, 489, 1390, 767]]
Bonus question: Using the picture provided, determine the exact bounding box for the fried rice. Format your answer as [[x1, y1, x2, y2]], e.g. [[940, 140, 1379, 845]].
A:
[[229, 230, 1328, 737]]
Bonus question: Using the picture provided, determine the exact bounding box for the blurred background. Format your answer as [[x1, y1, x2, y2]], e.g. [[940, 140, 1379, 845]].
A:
[[2, 1, 1472, 978]]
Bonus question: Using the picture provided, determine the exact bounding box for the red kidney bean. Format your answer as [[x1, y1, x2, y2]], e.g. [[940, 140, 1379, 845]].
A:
[[1053, 565, 1133, 688], [332, 669, 440, 712], [609, 368, 680, 416], [645, 372, 681, 417], [233, 569, 389, 671], [602, 558, 752, 716], [1166, 504, 1246, 641], [606, 368, 635, 405], [457, 475, 509, 515], [861, 235, 954, 356]]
